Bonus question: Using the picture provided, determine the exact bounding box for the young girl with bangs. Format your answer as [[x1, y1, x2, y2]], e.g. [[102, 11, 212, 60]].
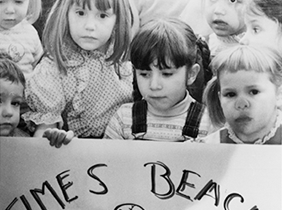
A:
[[22, 0, 134, 145], [104, 17, 213, 141], [201, 45, 282, 144]]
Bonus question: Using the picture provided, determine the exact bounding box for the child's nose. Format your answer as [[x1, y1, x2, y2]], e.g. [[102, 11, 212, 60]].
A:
[[149, 75, 162, 90], [235, 98, 250, 110], [85, 17, 97, 31], [4, 3, 15, 14], [214, 2, 227, 15], [2, 105, 13, 118]]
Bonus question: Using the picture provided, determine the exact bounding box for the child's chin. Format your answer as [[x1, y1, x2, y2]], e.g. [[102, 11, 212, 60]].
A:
[[0, 128, 14, 137]]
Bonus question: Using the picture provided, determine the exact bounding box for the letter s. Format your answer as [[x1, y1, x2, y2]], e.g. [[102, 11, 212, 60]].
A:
[[87, 164, 108, 195]]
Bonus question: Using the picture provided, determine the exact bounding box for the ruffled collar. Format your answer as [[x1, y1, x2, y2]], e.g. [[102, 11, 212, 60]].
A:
[[226, 110, 282, 144], [60, 38, 114, 68]]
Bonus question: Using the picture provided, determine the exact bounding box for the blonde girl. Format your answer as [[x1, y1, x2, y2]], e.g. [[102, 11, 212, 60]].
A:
[[0, 0, 43, 79], [23, 0, 134, 142], [202, 45, 282, 144]]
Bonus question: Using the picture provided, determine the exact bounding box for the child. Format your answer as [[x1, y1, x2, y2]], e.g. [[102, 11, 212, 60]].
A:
[[201, 45, 282, 144], [0, 52, 29, 137], [103, 17, 213, 141], [204, 0, 246, 57], [239, 0, 282, 54], [22, 0, 134, 139], [0, 0, 43, 79], [179, 0, 213, 40]]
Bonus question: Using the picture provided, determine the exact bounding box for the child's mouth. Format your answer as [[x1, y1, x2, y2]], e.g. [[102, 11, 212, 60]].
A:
[[235, 116, 252, 124]]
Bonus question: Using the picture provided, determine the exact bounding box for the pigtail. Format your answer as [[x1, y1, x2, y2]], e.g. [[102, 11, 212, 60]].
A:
[[196, 36, 213, 84], [132, 67, 142, 102], [202, 77, 225, 128], [188, 36, 213, 102]]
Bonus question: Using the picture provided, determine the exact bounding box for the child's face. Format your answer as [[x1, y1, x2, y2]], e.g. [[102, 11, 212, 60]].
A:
[[68, 1, 116, 52], [136, 62, 188, 113], [219, 70, 280, 143], [204, 0, 246, 37], [0, 79, 24, 136], [240, 12, 282, 52], [0, 0, 29, 30]]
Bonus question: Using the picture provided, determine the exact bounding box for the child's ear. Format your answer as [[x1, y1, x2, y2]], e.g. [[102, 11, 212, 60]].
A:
[[187, 63, 200, 86]]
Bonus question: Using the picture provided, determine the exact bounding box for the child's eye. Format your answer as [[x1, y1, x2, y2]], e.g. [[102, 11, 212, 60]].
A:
[[223, 92, 236, 98], [250, 89, 259, 95], [12, 101, 21, 107], [76, 10, 85, 16], [252, 27, 260, 34], [162, 72, 173, 77], [229, 0, 241, 3], [137, 71, 150, 78], [99, 13, 108, 19]]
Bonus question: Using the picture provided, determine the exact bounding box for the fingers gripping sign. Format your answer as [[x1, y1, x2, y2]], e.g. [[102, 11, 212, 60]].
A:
[[43, 128, 74, 148]]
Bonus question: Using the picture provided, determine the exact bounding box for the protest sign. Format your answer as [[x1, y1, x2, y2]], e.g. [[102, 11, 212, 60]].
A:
[[0, 137, 281, 210]]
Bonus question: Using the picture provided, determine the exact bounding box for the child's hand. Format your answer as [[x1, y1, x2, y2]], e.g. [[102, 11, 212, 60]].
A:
[[43, 128, 74, 148]]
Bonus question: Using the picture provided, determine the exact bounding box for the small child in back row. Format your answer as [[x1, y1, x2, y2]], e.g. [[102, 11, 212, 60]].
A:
[[239, 0, 282, 54], [104, 17, 213, 141], [0, 52, 29, 137], [204, 0, 246, 58], [0, 0, 43, 79], [201, 45, 282, 144]]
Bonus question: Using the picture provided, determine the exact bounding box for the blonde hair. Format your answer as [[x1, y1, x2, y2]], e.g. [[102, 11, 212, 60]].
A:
[[42, 0, 133, 75], [26, 0, 42, 24], [203, 45, 282, 127]]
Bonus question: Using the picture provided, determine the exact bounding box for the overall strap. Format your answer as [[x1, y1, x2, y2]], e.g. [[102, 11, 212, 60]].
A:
[[132, 100, 147, 139], [182, 101, 205, 138]]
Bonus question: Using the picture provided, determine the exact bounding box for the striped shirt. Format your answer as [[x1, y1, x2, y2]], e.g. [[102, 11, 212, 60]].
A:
[[104, 92, 213, 141]]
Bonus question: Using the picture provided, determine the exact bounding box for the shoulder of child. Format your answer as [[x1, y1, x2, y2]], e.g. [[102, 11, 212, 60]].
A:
[[12, 128, 30, 137], [197, 129, 221, 144]]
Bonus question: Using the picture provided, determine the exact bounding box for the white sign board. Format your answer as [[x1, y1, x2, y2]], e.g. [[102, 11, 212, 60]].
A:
[[0, 137, 281, 210]]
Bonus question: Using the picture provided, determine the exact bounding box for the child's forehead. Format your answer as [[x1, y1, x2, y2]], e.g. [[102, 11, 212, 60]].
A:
[[0, 79, 24, 96], [73, 0, 112, 9], [219, 69, 273, 85]]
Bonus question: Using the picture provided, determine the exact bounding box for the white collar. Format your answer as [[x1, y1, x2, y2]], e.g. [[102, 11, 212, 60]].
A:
[[226, 110, 282, 144]]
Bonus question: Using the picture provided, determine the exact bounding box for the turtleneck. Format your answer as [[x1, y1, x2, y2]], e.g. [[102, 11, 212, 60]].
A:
[[147, 90, 194, 117]]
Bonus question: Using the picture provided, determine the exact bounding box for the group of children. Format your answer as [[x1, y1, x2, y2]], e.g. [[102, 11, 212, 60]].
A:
[[0, 0, 282, 145]]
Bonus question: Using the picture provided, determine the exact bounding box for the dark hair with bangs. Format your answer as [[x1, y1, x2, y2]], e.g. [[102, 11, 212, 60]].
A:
[[42, 0, 133, 75], [131, 18, 197, 71], [203, 45, 282, 127], [0, 52, 26, 88], [130, 17, 212, 102]]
